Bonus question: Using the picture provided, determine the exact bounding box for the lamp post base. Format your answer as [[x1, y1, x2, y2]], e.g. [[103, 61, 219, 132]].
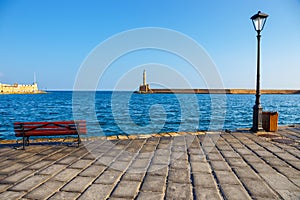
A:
[[251, 104, 264, 132]]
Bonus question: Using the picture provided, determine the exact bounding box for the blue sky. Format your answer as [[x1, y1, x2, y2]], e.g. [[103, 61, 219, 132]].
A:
[[0, 0, 299, 90]]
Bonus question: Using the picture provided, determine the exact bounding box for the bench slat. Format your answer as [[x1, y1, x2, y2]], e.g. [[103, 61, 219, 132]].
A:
[[14, 120, 85, 125], [15, 130, 79, 137]]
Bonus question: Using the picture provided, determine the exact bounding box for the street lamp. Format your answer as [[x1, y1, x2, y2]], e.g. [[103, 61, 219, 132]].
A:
[[250, 11, 269, 132]]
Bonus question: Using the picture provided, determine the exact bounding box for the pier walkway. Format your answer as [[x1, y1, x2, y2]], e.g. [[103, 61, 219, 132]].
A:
[[0, 126, 299, 199]]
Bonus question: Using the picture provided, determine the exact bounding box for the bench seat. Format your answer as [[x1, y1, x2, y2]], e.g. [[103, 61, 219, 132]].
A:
[[14, 120, 87, 149]]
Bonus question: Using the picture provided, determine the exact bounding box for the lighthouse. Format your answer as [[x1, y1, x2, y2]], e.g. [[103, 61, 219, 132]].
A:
[[143, 70, 146, 86], [139, 70, 151, 93]]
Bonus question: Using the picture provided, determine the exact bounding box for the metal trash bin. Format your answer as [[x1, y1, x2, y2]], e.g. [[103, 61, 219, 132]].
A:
[[262, 111, 278, 132]]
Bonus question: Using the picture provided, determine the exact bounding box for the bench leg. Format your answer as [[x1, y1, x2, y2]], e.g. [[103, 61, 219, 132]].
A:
[[26, 137, 29, 146], [22, 136, 25, 150], [77, 134, 81, 147]]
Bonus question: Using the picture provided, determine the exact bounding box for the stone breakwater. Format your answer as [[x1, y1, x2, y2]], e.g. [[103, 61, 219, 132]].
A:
[[137, 88, 300, 94], [0, 126, 299, 199]]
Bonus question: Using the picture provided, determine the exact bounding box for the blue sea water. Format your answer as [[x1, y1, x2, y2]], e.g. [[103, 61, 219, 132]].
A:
[[0, 91, 300, 140]]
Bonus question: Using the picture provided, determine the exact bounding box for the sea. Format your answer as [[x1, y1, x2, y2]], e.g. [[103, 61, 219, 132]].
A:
[[0, 91, 300, 140]]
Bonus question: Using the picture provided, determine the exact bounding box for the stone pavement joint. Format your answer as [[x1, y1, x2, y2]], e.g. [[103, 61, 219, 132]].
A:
[[0, 126, 299, 199]]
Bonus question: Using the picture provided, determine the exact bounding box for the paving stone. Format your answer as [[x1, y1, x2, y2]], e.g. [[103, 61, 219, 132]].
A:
[[117, 152, 134, 162], [52, 168, 81, 182], [275, 152, 299, 161], [136, 191, 164, 200], [10, 175, 50, 191], [107, 197, 128, 200], [1, 170, 34, 184], [172, 145, 187, 152], [165, 182, 192, 200], [242, 178, 280, 199], [141, 175, 166, 192], [170, 158, 188, 169], [233, 167, 259, 180], [79, 164, 106, 177], [226, 157, 248, 167], [171, 151, 187, 160], [259, 172, 299, 191], [69, 159, 94, 169], [263, 157, 290, 167], [28, 160, 52, 170], [155, 149, 170, 156], [106, 149, 122, 157], [25, 180, 64, 199], [210, 161, 230, 171], [11, 152, 34, 160], [147, 164, 168, 176], [56, 156, 78, 165], [95, 169, 123, 185], [49, 191, 80, 200], [215, 170, 241, 185], [250, 162, 275, 174], [264, 145, 285, 153], [136, 152, 154, 160], [130, 159, 150, 169], [46, 153, 67, 161], [194, 187, 222, 200], [37, 164, 67, 175], [77, 184, 113, 200], [190, 161, 211, 173], [217, 144, 233, 151], [242, 154, 263, 163], [110, 161, 130, 171], [287, 160, 300, 170], [188, 148, 203, 155], [111, 181, 141, 198], [220, 184, 251, 200], [151, 155, 170, 165], [0, 163, 26, 174], [192, 173, 217, 188], [206, 152, 224, 161], [0, 191, 26, 199], [0, 183, 11, 192], [245, 144, 264, 151], [122, 172, 145, 182], [0, 159, 15, 168], [221, 150, 240, 158], [189, 154, 206, 162], [229, 142, 244, 149], [61, 176, 94, 193], [139, 145, 156, 153], [168, 168, 190, 183], [126, 167, 147, 174], [235, 148, 253, 155], [96, 156, 115, 166], [255, 150, 275, 158], [274, 166, 300, 179]]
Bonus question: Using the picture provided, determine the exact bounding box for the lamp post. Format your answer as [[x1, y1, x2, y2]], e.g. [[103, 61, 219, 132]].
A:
[[250, 11, 269, 132]]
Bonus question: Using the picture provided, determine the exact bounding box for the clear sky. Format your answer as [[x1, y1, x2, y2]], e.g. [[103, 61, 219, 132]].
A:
[[0, 0, 299, 90]]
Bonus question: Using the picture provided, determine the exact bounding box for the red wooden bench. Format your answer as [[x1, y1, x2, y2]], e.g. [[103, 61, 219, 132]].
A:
[[14, 120, 87, 149]]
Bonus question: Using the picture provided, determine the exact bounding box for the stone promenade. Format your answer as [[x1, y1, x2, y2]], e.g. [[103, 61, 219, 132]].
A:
[[0, 127, 299, 200]]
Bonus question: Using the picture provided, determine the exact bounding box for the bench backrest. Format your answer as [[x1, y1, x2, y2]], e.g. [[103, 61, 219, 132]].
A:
[[14, 120, 87, 137]]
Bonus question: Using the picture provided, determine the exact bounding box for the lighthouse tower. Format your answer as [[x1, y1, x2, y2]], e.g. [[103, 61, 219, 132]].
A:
[[143, 69, 146, 86], [139, 70, 151, 93]]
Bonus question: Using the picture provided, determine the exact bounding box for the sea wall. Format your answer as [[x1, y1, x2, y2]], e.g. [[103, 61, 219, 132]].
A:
[[140, 89, 300, 94]]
